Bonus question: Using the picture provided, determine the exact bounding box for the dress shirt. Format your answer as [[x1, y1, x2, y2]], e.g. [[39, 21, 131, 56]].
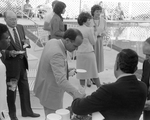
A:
[[60, 39, 69, 79], [117, 73, 134, 80], [60, 39, 67, 54], [7, 26, 21, 43]]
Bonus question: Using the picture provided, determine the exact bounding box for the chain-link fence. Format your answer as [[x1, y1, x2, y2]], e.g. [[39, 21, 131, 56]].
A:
[[1, 0, 150, 20]]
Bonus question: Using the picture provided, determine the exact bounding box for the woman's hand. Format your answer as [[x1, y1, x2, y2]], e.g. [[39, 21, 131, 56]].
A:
[[101, 32, 106, 37]]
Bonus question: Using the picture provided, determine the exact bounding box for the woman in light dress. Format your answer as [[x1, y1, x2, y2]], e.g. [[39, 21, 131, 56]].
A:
[[89, 5, 107, 85], [76, 12, 101, 88], [90, 5, 107, 74]]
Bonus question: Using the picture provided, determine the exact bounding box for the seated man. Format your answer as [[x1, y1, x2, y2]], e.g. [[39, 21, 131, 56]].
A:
[[23, 0, 33, 17], [114, 2, 125, 20], [71, 49, 147, 120]]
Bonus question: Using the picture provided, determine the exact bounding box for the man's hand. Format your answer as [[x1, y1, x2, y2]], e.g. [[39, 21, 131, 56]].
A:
[[9, 50, 17, 57], [73, 90, 86, 100], [68, 68, 76, 77], [145, 100, 150, 106], [22, 39, 30, 45]]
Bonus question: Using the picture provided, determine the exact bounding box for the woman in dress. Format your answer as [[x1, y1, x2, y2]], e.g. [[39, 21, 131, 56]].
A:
[[90, 5, 107, 74], [76, 12, 101, 88], [50, 1, 66, 39], [89, 5, 107, 85]]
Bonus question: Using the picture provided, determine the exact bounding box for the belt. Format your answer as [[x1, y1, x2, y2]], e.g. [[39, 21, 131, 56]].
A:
[[19, 54, 24, 59], [97, 35, 102, 38]]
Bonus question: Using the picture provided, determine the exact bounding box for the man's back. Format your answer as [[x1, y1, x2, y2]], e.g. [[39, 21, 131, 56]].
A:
[[72, 75, 147, 120], [101, 75, 146, 120]]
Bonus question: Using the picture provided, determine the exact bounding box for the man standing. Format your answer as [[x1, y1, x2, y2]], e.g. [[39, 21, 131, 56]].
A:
[[2, 10, 40, 120], [71, 49, 147, 120], [0, 23, 10, 120], [34, 28, 85, 118]]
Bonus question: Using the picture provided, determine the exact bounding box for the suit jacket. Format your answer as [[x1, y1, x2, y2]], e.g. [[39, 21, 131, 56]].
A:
[[34, 39, 81, 110], [141, 59, 150, 99], [1, 24, 29, 79], [71, 75, 147, 120], [50, 13, 65, 39]]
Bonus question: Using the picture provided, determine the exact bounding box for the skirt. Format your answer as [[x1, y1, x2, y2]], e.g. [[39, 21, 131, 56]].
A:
[[94, 37, 104, 73], [76, 51, 98, 79]]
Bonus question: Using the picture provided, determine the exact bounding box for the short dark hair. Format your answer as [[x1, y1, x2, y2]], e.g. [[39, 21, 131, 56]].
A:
[[117, 49, 138, 73], [77, 12, 92, 26], [52, 0, 58, 8], [63, 28, 83, 42], [91, 4, 102, 16], [53, 1, 66, 19], [145, 37, 150, 45], [0, 23, 8, 40]]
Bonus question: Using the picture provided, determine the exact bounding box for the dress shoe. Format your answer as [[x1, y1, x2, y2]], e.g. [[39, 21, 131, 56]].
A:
[[22, 113, 40, 117], [9, 113, 18, 120], [10, 117, 18, 120]]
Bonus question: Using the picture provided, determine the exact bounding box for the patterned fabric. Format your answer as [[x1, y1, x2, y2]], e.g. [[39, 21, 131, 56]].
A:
[[13, 28, 22, 50], [71, 115, 92, 120]]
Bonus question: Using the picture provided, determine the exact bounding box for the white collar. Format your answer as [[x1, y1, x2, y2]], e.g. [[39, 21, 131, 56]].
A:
[[117, 73, 133, 80], [7, 25, 17, 31], [60, 39, 67, 52]]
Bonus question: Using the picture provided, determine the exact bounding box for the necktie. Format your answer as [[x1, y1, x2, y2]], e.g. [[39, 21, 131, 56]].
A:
[[65, 51, 69, 80], [13, 28, 22, 50], [66, 62, 69, 80]]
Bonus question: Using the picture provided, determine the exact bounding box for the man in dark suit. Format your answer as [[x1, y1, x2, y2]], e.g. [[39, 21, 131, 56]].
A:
[[141, 37, 150, 120], [2, 10, 40, 120], [141, 59, 150, 120], [71, 49, 147, 120]]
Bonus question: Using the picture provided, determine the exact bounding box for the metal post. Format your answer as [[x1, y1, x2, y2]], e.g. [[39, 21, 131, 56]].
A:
[[79, 0, 81, 14]]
